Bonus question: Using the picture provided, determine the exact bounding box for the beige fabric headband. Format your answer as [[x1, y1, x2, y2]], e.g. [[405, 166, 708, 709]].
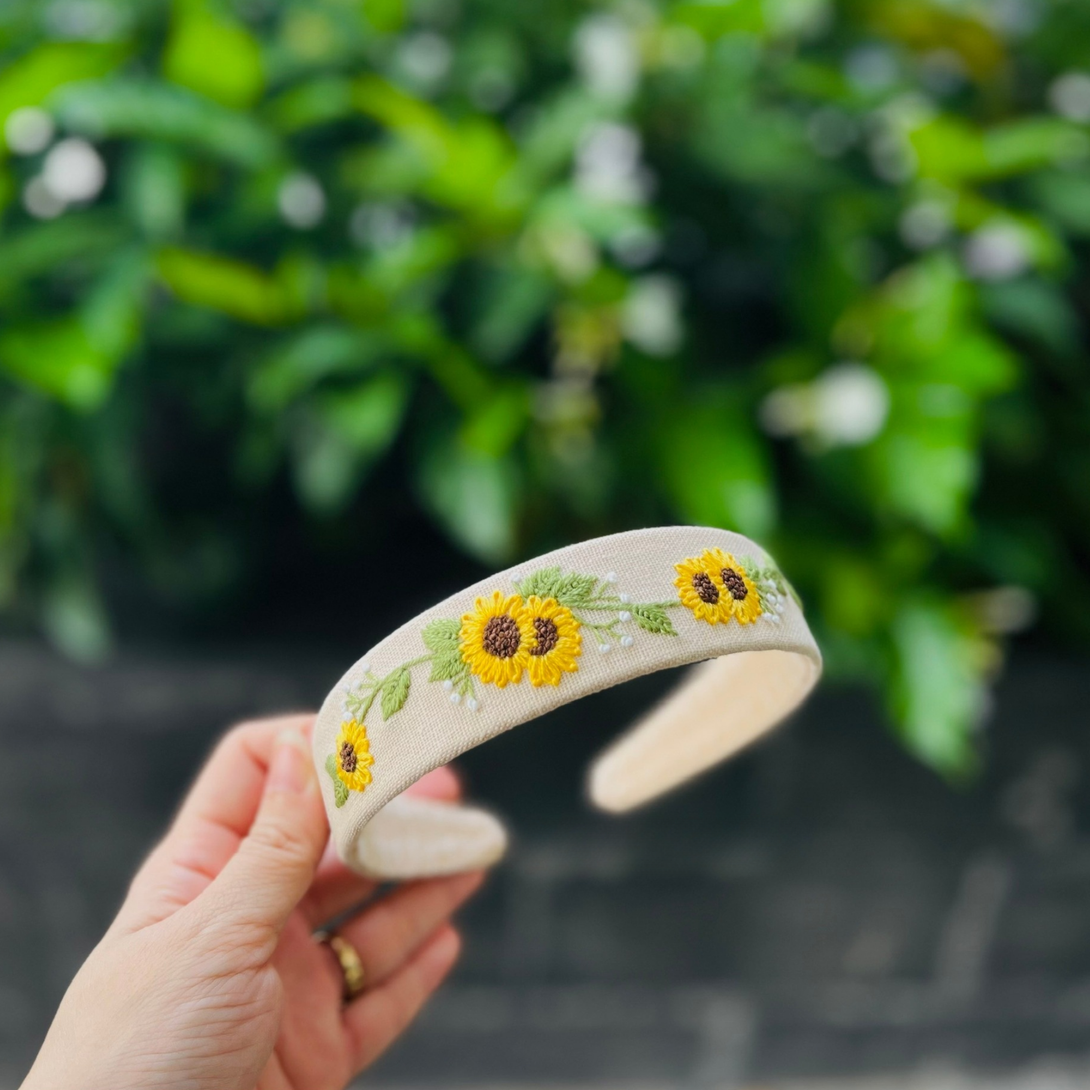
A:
[[312, 526, 821, 879]]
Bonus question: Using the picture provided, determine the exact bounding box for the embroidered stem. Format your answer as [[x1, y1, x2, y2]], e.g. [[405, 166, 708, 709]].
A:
[[347, 653, 434, 722]]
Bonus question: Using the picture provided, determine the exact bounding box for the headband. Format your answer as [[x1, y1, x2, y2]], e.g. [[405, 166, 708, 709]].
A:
[[312, 527, 821, 879]]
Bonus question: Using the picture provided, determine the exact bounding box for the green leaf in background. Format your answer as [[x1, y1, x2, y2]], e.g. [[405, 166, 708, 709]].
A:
[[0, 319, 119, 410], [40, 568, 112, 664], [121, 143, 186, 240], [460, 384, 532, 458], [163, 0, 265, 110], [362, 0, 406, 34], [661, 394, 776, 540], [0, 214, 130, 300], [418, 436, 519, 564], [155, 247, 296, 325], [0, 41, 125, 136], [248, 325, 385, 413], [291, 372, 412, 514], [890, 601, 991, 776], [55, 79, 277, 168]]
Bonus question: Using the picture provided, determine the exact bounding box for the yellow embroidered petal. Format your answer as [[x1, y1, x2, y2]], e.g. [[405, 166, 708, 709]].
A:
[[675, 553, 728, 624], [459, 590, 534, 687], [524, 595, 582, 687], [334, 718, 375, 793], [710, 550, 763, 626], [675, 549, 763, 626]]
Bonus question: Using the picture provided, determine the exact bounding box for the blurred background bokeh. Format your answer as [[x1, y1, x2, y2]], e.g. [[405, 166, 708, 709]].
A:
[[2, 0, 1090, 1085]]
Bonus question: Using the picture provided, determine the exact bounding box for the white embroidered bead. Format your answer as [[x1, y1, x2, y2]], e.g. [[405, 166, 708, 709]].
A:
[[598, 642, 611, 653], [604, 571, 617, 583], [620, 635, 634, 648], [618, 592, 630, 604], [450, 691, 462, 704], [618, 610, 631, 622], [442, 679, 454, 691], [466, 696, 479, 711], [358, 661, 370, 675]]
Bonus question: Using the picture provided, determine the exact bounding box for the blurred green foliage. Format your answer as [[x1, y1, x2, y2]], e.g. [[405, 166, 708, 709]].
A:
[[2, 0, 1090, 774]]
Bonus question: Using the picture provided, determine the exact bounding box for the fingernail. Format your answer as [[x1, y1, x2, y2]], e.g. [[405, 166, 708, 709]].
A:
[[267, 729, 315, 795]]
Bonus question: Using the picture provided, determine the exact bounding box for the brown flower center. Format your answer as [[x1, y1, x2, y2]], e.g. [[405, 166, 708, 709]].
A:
[[691, 571, 720, 605], [482, 614, 522, 658], [721, 567, 748, 601], [339, 740, 358, 774], [530, 616, 559, 656]]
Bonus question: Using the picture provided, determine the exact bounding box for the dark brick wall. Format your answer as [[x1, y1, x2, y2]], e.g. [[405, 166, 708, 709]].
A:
[[1, 641, 1088, 1087]]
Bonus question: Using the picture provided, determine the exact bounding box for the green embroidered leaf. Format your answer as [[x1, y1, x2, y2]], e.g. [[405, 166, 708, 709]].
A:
[[325, 754, 349, 808], [380, 667, 411, 719], [429, 650, 468, 683], [422, 617, 461, 652], [631, 603, 678, 636], [736, 554, 758, 576], [514, 565, 562, 598], [550, 571, 600, 606]]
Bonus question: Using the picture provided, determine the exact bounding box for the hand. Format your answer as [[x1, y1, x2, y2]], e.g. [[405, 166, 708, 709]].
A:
[[22, 715, 484, 1090]]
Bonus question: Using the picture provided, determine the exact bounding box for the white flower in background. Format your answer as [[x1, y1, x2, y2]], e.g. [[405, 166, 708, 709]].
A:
[[23, 177, 66, 220], [812, 363, 891, 446], [4, 107, 54, 155], [535, 222, 598, 283], [398, 31, 453, 89], [899, 198, 951, 250], [1049, 72, 1090, 123], [866, 94, 933, 184], [967, 586, 1037, 636], [622, 275, 683, 356], [575, 122, 650, 204], [278, 172, 326, 229], [41, 137, 105, 203], [350, 202, 416, 249], [963, 221, 1031, 281], [760, 362, 890, 448], [574, 14, 638, 102]]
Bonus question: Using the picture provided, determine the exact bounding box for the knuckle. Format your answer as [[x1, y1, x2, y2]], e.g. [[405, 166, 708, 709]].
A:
[[247, 816, 314, 866]]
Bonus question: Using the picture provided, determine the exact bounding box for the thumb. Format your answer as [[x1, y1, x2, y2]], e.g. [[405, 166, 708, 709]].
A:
[[197, 724, 329, 938]]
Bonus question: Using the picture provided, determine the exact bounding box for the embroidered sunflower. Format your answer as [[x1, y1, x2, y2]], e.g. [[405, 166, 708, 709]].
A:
[[459, 590, 535, 687], [524, 595, 582, 687], [334, 718, 375, 793], [675, 548, 763, 626]]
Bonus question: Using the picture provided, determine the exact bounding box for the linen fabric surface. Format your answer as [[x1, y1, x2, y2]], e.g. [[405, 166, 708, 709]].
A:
[[313, 526, 822, 879]]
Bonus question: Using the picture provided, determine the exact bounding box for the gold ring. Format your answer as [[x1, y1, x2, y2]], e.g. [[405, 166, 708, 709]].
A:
[[315, 931, 367, 1002]]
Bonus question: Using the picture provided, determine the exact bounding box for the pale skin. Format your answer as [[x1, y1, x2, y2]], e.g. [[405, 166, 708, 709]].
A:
[[21, 714, 485, 1090]]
